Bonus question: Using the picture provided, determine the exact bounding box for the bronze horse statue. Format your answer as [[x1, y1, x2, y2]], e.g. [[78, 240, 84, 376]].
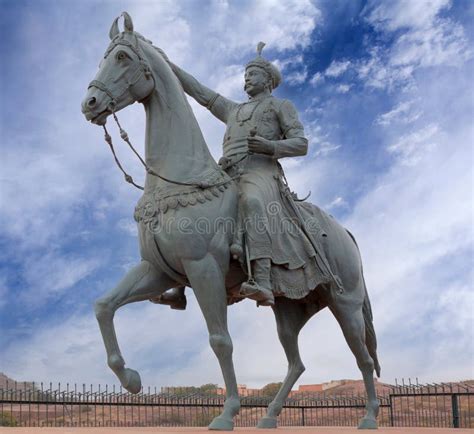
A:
[[81, 13, 381, 430]]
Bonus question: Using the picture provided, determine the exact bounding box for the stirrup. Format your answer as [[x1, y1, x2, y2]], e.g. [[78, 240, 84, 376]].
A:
[[240, 280, 274, 306], [150, 289, 187, 310], [230, 243, 243, 260]]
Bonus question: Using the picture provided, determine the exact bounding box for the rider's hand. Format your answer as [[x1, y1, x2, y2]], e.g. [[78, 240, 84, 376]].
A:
[[247, 135, 275, 156]]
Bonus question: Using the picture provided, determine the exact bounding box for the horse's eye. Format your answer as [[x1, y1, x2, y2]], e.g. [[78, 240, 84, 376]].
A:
[[117, 52, 127, 61]]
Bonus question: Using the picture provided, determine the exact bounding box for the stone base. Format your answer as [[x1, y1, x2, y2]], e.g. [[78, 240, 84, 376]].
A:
[[1, 427, 471, 434]]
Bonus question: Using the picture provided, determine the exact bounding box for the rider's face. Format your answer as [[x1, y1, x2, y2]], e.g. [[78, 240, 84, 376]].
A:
[[244, 67, 270, 97]]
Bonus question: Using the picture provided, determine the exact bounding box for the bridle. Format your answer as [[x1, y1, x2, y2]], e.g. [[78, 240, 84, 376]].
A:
[[89, 33, 237, 191], [88, 34, 153, 111]]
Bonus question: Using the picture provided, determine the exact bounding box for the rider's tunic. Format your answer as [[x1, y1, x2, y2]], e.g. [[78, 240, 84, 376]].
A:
[[209, 94, 331, 298]]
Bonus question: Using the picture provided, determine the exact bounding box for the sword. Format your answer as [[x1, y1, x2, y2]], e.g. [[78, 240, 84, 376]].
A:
[[278, 173, 344, 294]]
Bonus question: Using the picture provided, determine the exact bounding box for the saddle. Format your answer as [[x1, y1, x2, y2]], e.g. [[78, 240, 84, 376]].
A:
[[150, 200, 339, 310]]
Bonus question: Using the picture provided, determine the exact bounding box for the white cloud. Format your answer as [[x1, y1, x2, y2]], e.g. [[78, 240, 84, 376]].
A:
[[335, 83, 351, 93], [434, 284, 474, 337], [309, 71, 324, 86], [308, 61, 351, 91], [285, 70, 308, 85], [1, 146, 96, 248], [121, 1, 192, 64], [357, 0, 472, 92], [123, 0, 320, 76], [202, 0, 320, 53], [390, 18, 471, 69], [387, 123, 439, 165], [365, 0, 452, 32], [304, 122, 341, 157], [0, 18, 145, 252], [325, 60, 351, 78], [273, 55, 304, 71], [376, 100, 422, 126], [274, 55, 308, 85], [20, 253, 102, 306], [326, 196, 348, 210], [211, 64, 246, 100], [355, 47, 416, 91]]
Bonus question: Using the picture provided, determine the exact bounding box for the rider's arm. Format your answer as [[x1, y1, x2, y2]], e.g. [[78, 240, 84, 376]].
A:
[[273, 99, 308, 159], [168, 62, 236, 123]]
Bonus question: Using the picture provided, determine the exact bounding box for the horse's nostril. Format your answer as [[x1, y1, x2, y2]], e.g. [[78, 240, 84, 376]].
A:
[[88, 97, 97, 107]]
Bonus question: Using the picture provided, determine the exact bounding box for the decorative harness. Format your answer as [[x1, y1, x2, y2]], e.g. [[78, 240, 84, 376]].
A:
[[88, 33, 238, 192]]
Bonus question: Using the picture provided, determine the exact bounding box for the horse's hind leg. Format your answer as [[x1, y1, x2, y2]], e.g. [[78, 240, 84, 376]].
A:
[[94, 260, 175, 393], [183, 254, 239, 431], [330, 297, 379, 429], [257, 298, 314, 429]]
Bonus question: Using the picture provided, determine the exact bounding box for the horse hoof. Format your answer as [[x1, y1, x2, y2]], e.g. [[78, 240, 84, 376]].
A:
[[122, 368, 141, 394], [358, 417, 378, 429], [257, 416, 277, 428], [208, 416, 234, 431]]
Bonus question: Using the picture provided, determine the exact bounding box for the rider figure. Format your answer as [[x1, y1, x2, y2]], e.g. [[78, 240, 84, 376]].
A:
[[157, 43, 328, 308]]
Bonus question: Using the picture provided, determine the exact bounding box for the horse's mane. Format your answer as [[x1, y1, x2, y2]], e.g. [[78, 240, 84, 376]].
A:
[[105, 29, 216, 171]]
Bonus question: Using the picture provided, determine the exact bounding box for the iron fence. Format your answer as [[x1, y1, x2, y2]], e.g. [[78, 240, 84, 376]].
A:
[[1, 379, 472, 428]]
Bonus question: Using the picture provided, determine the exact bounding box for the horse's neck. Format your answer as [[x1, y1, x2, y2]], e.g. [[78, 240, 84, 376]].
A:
[[143, 76, 218, 191]]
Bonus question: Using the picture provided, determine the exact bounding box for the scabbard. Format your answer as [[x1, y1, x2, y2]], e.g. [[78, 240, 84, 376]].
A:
[[277, 176, 344, 294]]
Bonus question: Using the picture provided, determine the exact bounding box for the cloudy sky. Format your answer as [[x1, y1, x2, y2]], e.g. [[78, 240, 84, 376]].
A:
[[1, 0, 473, 390]]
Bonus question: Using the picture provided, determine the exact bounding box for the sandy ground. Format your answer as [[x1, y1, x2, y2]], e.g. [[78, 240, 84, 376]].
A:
[[0, 427, 472, 433]]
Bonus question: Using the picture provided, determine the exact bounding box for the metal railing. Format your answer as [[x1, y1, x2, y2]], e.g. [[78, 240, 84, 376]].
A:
[[1, 379, 472, 428]]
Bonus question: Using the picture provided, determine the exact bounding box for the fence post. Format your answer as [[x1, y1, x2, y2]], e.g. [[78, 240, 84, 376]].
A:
[[301, 407, 305, 426], [389, 395, 394, 427], [451, 394, 459, 428]]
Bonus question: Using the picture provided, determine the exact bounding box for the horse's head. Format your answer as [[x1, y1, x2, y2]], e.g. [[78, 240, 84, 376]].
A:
[[81, 12, 155, 125]]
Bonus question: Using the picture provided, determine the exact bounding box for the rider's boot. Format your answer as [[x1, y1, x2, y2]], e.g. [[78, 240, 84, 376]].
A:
[[240, 258, 274, 306], [150, 286, 187, 310]]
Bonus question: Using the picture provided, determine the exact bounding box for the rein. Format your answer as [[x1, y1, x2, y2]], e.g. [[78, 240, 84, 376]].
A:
[[92, 32, 238, 191], [102, 110, 239, 191]]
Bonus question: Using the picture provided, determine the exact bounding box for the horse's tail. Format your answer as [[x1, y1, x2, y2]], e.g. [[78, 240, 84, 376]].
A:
[[346, 230, 381, 378]]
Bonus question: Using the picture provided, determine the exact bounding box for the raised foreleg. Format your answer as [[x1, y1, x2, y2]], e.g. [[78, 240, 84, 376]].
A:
[[257, 298, 314, 429], [94, 260, 176, 393], [183, 254, 240, 431]]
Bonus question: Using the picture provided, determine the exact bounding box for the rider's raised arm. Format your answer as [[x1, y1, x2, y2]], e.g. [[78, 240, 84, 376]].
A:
[[273, 99, 309, 159], [168, 62, 237, 123]]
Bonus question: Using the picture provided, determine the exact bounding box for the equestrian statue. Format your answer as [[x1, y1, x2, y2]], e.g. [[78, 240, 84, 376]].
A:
[[81, 12, 381, 430]]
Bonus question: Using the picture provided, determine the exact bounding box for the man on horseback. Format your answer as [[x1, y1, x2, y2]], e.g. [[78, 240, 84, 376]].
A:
[[83, 17, 380, 428], [158, 43, 333, 307]]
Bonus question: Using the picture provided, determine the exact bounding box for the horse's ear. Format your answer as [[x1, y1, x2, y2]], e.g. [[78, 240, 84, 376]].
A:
[[122, 12, 134, 32], [109, 16, 120, 40]]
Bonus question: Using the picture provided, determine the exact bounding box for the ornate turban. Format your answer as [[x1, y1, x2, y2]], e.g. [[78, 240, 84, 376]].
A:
[[245, 42, 282, 90]]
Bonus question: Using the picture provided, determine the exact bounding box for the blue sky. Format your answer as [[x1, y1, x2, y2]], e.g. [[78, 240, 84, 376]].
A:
[[0, 0, 473, 388]]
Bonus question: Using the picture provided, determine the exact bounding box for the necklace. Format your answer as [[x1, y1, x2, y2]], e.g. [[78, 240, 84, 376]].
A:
[[235, 98, 265, 126]]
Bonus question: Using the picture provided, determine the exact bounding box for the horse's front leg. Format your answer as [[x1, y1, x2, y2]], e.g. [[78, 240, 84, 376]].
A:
[[183, 254, 240, 431], [94, 260, 175, 393]]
